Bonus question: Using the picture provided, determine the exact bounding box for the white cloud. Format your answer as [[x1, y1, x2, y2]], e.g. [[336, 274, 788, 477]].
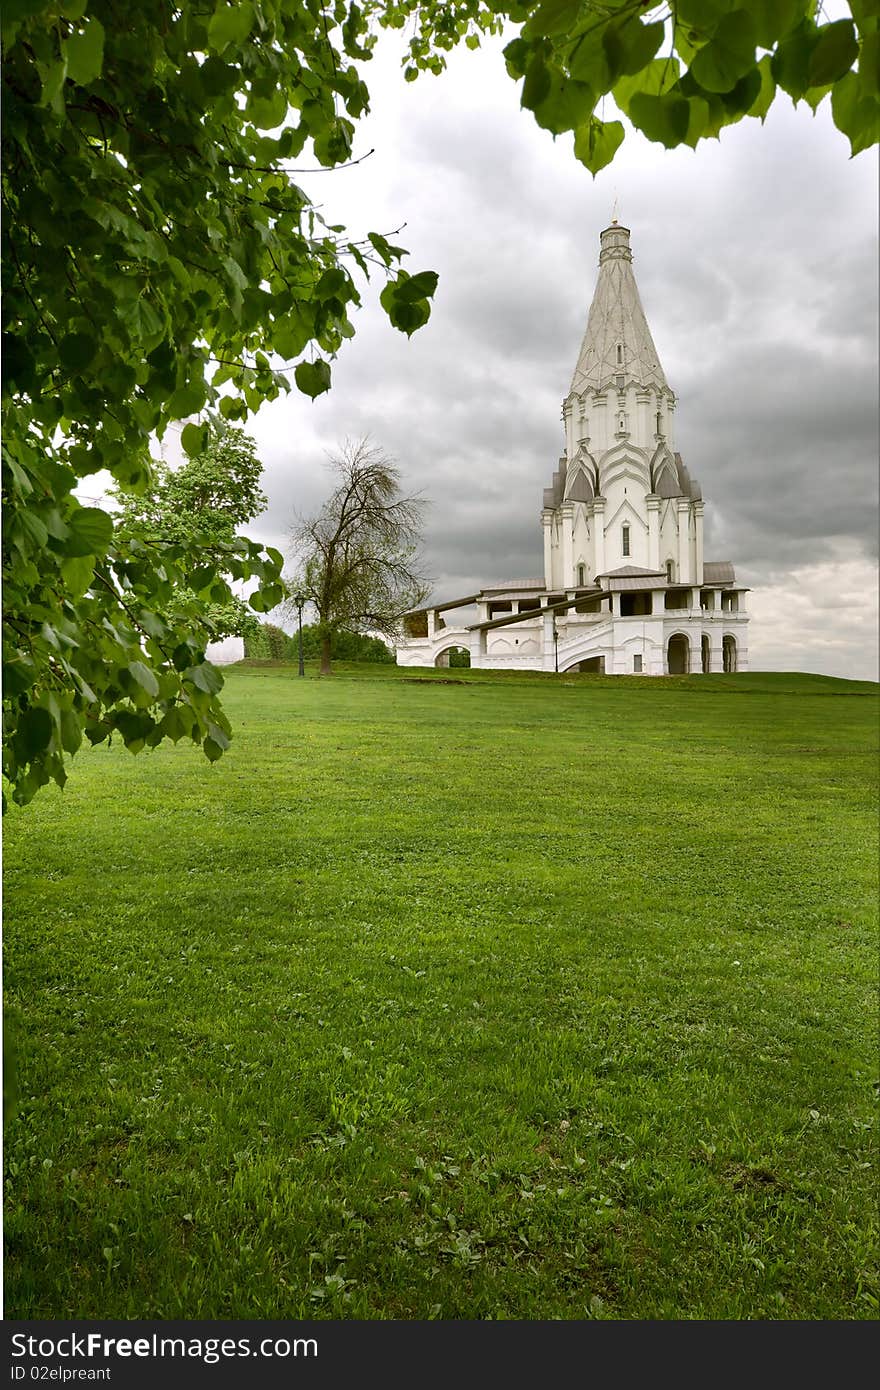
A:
[[747, 550, 879, 680]]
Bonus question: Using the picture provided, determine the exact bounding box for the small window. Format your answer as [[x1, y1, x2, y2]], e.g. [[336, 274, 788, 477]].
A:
[[656, 410, 662, 434], [618, 413, 626, 431], [633, 655, 643, 673], [577, 564, 585, 586], [617, 344, 623, 365], [622, 525, 630, 557], [665, 559, 674, 583]]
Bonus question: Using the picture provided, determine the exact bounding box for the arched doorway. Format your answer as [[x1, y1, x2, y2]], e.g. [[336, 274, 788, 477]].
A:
[[667, 633, 690, 674], [701, 634, 711, 673], [435, 645, 470, 669], [564, 655, 605, 674], [722, 635, 737, 673]]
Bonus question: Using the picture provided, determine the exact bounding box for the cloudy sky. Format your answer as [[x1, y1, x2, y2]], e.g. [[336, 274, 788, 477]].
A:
[[244, 30, 877, 681]]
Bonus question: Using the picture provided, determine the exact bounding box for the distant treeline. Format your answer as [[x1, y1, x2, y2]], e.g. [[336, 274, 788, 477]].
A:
[[244, 622, 395, 664]]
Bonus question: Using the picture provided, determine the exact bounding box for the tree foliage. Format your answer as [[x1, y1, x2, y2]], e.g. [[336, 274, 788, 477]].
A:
[[380, 1, 878, 172], [3, 1, 874, 805], [244, 621, 394, 662], [287, 440, 429, 674], [114, 420, 268, 642], [1, 0, 438, 807]]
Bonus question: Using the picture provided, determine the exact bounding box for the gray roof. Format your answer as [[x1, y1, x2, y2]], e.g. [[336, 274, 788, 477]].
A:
[[703, 561, 736, 584], [598, 565, 666, 579], [404, 592, 480, 615], [481, 578, 546, 593], [567, 468, 595, 503], [650, 451, 701, 502], [543, 457, 567, 509]]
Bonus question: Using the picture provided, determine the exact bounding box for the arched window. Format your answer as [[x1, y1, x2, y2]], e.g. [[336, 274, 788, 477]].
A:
[[656, 410, 662, 435], [617, 344, 623, 365], [622, 524, 630, 557], [665, 559, 675, 583], [577, 563, 585, 586]]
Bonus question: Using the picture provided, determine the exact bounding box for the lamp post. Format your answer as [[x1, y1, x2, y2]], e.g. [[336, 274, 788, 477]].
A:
[[553, 616, 559, 674], [291, 588, 307, 677]]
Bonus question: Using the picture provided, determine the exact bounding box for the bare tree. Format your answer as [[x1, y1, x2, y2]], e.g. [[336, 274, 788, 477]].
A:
[[286, 440, 430, 675]]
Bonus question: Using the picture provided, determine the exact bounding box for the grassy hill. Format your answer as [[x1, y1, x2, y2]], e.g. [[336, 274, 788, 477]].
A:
[[4, 666, 877, 1319]]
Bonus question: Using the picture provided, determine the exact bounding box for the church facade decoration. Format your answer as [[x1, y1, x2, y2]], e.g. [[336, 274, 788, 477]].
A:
[[397, 222, 749, 676]]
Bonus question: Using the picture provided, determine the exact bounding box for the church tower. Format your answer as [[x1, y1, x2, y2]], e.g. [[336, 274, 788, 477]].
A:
[[542, 221, 704, 592], [396, 219, 749, 676]]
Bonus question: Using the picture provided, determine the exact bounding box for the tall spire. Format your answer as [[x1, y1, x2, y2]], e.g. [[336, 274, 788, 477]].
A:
[[569, 223, 668, 396]]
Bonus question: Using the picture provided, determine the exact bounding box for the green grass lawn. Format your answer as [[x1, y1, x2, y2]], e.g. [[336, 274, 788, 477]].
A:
[[3, 664, 878, 1320]]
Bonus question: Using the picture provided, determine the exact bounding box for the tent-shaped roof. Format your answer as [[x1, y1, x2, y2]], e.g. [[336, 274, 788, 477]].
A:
[[570, 223, 668, 397]]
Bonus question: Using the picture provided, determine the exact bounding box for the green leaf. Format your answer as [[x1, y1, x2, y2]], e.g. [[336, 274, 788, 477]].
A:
[[2, 656, 37, 697], [690, 11, 757, 94], [185, 662, 224, 695], [172, 643, 198, 673], [128, 660, 160, 699], [521, 53, 552, 112], [628, 92, 692, 147], [19, 707, 54, 757], [168, 380, 208, 418], [19, 510, 48, 549], [274, 308, 314, 360], [249, 87, 289, 130], [59, 332, 99, 370], [206, 721, 231, 751], [807, 21, 859, 88], [114, 710, 155, 753], [600, 17, 665, 88], [203, 736, 225, 763], [66, 17, 105, 86], [532, 72, 596, 134], [857, 31, 879, 99], [188, 565, 216, 594], [315, 269, 349, 302], [573, 117, 625, 175], [66, 506, 113, 557], [59, 708, 83, 755], [523, 0, 582, 40], [208, 2, 254, 52], [394, 271, 440, 304], [676, 0, 738, 27], [39, 58, 67, 109], [181, 422, 209, 456], [61, 554, 95, 596], [162, 706, 189, 743], [294, 359, 332, 399], [831, 70, 880, 155], [613, 58, 680, 115], [772, 20, 818, 99], [750, 0, 803, 50], [748, 54, 777, 121]]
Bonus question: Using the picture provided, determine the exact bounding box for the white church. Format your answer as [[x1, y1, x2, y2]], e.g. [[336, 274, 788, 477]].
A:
[[397, 221, 749, 676]]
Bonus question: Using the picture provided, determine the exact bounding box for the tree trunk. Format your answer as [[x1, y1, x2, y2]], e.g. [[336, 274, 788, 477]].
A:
[[320, 633, 332, 675]]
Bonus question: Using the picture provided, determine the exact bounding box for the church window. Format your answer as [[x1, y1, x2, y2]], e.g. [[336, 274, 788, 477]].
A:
[[622, 525, 630, 557], [617, 344, 622, 364], [618, 413, 626, 431], [633, 655, 643, 673], [656, 410, 662, 434], [577, 564, 585, 586], [666, 559, 675, 583]]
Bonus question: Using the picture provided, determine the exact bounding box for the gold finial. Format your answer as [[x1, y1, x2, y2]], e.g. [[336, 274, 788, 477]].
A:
[[611, 192, 619, 225]]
